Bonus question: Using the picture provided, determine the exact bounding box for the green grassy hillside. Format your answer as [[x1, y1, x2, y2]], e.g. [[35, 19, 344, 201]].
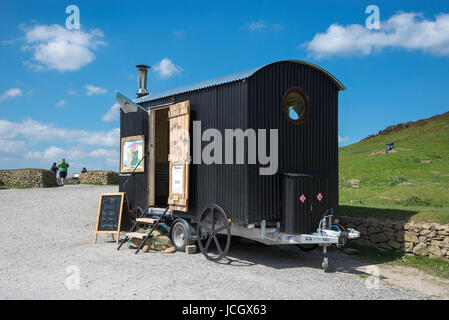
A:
[[339, 111, 449, 224]]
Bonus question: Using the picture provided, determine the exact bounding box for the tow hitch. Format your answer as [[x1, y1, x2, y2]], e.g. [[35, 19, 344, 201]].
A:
[[317, 214, 360, 272]]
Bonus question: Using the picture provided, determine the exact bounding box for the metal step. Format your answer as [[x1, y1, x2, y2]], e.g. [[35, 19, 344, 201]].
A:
[[136, 218, 156, 224], [125, 232, 148, 240], [148, 207, 171, 216]]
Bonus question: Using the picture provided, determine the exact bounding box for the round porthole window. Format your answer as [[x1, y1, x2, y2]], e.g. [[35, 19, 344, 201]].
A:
[[282, 87, 310, 125]]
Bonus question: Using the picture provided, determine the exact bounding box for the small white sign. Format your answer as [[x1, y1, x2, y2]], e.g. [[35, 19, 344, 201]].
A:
[[172, 165, 184, 195]]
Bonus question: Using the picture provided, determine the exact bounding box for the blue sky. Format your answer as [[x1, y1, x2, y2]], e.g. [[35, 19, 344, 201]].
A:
[[0, 0, 448, 173]]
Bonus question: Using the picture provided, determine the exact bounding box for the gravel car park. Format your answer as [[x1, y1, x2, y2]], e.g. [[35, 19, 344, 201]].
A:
[[0, 185, 426, 300]]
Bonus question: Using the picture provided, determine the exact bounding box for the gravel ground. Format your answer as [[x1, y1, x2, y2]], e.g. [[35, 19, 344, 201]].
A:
[[0, 185, 424, 300]]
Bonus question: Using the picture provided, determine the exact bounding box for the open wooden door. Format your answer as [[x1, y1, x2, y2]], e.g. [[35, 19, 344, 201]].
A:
[[167, 101, 190, 212], [148, 109, 155, 207]]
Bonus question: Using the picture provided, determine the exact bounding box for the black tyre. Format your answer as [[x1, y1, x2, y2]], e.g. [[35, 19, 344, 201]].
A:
[[296, 244, 318, 251], [170, 219, 194, 252]]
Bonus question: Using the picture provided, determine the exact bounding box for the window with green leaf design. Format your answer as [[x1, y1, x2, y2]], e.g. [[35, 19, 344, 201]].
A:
[[282, 87, 310, 125]]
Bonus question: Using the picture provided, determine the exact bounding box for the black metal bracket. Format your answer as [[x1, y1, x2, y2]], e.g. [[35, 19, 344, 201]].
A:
[[135, 207, 170, 254], [117, 204, 151, 251]]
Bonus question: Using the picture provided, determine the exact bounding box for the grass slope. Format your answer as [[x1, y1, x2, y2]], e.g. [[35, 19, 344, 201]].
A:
[[339, 111, 449, 224]]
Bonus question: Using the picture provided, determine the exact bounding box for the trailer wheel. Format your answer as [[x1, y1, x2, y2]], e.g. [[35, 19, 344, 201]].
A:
[[196, 204, 231, 262], [296, 244, 318, 251], [170, 219, 194, 252]]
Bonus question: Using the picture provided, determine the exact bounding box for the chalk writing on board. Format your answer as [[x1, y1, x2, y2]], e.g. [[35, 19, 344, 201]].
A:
[[98, 195, 121, 231], [94, 192, 128, 244]]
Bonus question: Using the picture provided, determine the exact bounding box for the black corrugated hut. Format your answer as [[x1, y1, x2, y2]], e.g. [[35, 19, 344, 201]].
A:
[[119, 60, 345, 237]]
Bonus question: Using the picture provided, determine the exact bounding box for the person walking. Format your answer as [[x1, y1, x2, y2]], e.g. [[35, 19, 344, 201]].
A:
[[57, 158, 70, 186], [50, 162, 58, 175]]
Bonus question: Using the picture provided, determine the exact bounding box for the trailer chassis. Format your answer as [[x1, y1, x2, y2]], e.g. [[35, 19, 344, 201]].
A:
[[166, 206, 360, 272], [217, 215, 360, 272]]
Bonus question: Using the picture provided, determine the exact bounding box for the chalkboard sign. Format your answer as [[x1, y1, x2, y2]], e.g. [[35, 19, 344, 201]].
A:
[[94, 192, 129, 244]]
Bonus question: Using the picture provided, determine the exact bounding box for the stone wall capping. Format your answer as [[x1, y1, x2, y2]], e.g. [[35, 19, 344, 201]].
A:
[[340, 215, 448, 260]]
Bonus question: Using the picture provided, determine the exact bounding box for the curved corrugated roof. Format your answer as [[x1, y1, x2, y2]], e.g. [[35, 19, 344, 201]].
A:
[[134, 60, 345, 104]]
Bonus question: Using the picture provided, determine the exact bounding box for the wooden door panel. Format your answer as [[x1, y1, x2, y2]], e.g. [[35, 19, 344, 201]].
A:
[[168, 101, 190, 212]]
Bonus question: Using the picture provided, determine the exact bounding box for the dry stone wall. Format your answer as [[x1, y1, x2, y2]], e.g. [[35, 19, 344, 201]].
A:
[[340, 215, 449, 260], [79, 171, 119, 185], [0, 169, 119, 187], [0, 169, 56, 187]]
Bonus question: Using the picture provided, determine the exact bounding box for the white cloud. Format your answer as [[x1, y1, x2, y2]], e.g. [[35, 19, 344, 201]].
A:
[[78, 128, 120, 147], [43, 146, 65, 160], [0, 139, 26, 153], [80, 148, 120, 169], [305, 12, 449, 58], [85, 84, 107, 96], [25, 150, 42, 159], [67, 89, 76, 95], [242, 21, 282, 32], [89, 148, 119, 158], [27, 146, 92, 161], [55, 99, 66, 107], [246, 21, 267, 31], [21, 24, 105, 72], [67, 147, 88, 160], [43, 145, 88, 161], [24, 145, 105, 162], [0, 88, 22, 102], [102, 102, 120, 122], [23, 61, 45, 71], [0, 118, 119, 147], [2, 38, 19, 45], [106, 157, 119, 167], [338, 136, 350, 144], [0, 121, 120, 171], [153, 58, 182, 79]]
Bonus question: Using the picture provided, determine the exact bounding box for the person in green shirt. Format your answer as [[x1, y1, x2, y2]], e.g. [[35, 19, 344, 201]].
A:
[[57, 158, 70, 186]]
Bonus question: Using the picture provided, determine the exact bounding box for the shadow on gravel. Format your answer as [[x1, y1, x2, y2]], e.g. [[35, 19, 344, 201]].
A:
[[207, 237, 377, 276]]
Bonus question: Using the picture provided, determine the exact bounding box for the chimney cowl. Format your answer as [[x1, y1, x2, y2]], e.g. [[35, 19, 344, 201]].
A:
[[136, 65, 150, 98]]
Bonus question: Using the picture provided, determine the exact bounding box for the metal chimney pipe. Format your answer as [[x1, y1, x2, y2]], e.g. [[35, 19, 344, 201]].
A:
[[136, 65, 150, 98]]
